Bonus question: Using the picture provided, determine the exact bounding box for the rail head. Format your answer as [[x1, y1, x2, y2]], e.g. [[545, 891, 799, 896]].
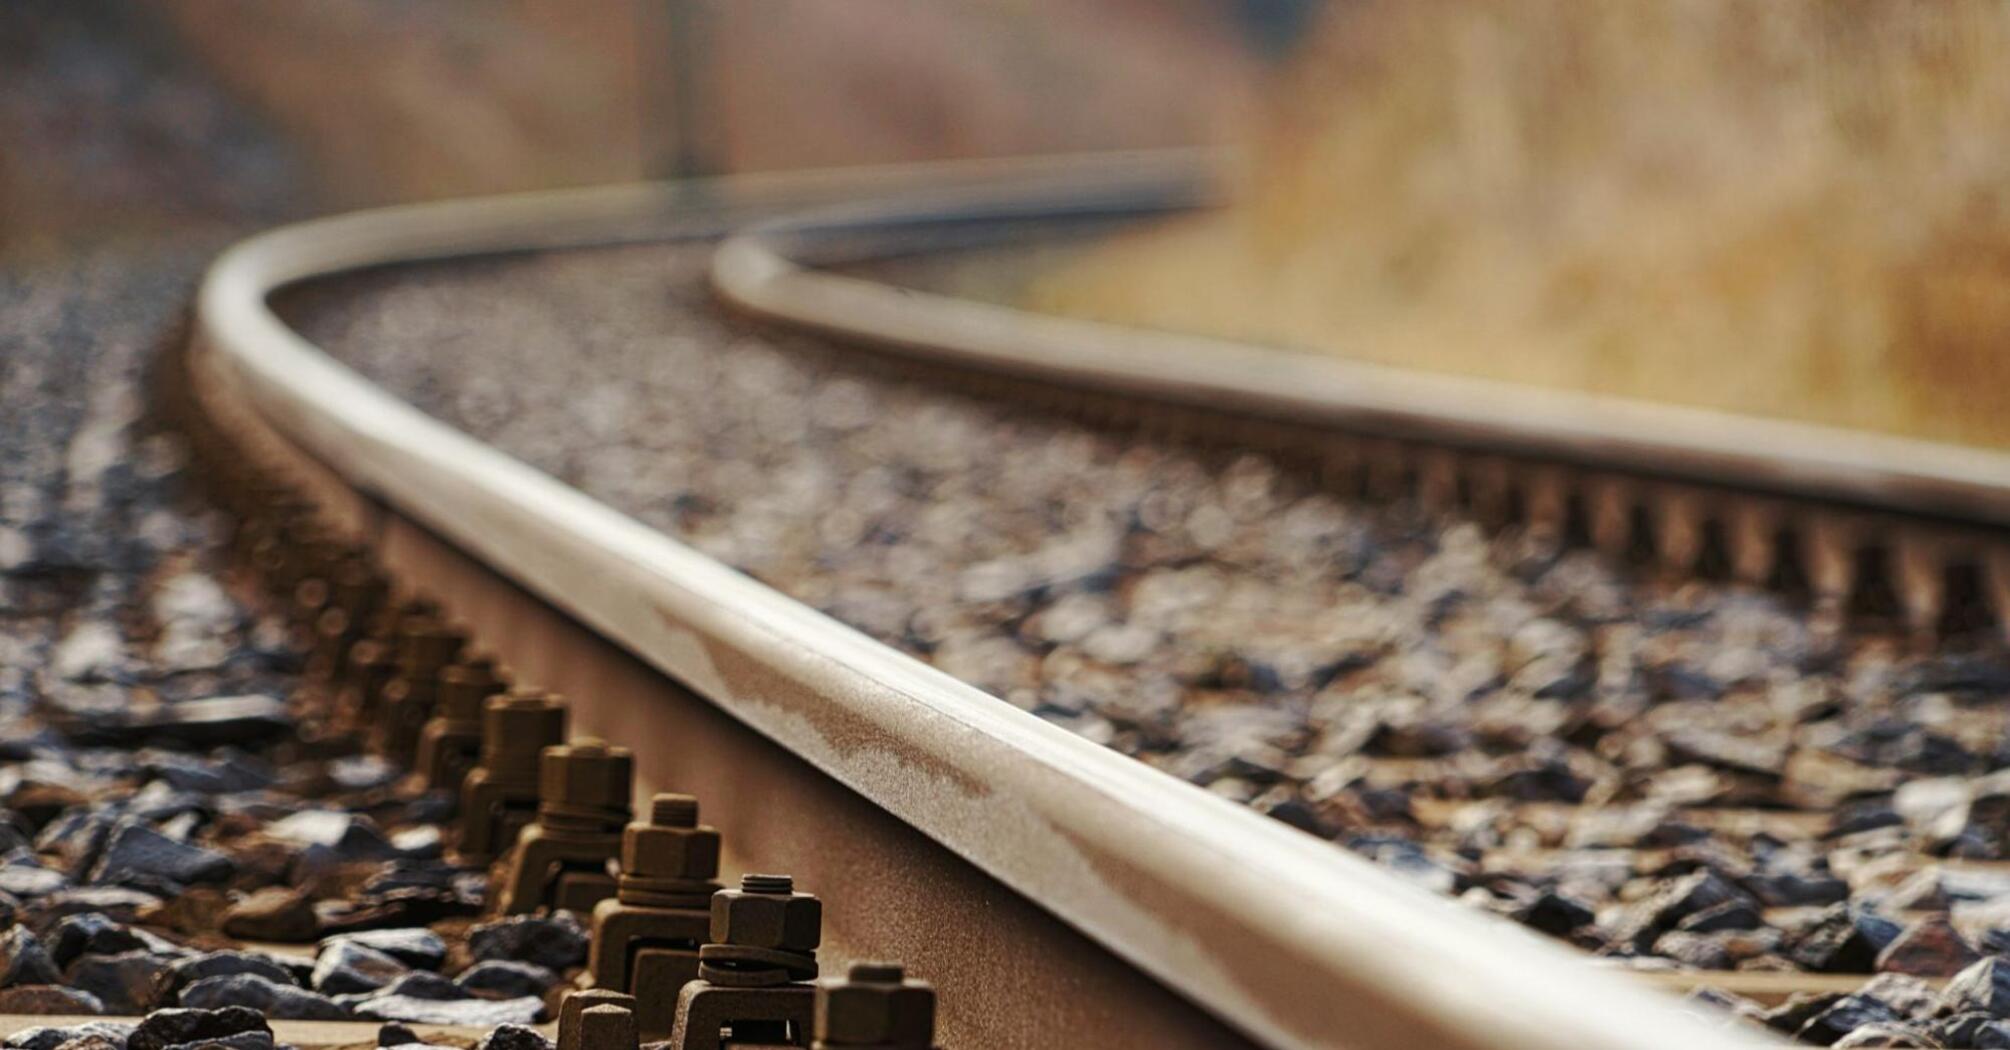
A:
[[196, 154, 1779, 1050], [711, 178, 2010, 530]]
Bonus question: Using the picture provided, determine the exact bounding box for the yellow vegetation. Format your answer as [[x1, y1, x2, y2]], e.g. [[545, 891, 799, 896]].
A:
[[1031, 1, 2010, 448]]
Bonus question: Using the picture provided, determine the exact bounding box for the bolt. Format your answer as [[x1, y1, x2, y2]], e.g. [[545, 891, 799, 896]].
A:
[[814, 962, 936, 1049], [539, 739, 634, 815], [481, 691, 568, 786], [437, 657, 506, 722], [711, 874, 821, 954], [620, 793, 720, 888], [395, 615, 464, 673], [559, 989, 637, 1050], [577, 1005, 637, 1050]]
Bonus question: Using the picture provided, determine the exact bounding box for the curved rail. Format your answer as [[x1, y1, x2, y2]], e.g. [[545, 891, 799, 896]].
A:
[[194, 154, 1773, 1050], [713, 178, 2010, 530]]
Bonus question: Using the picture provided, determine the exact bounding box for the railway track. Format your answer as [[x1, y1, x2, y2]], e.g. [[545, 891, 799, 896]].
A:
[[711, 162, 2010, 647], [25, 153, 2002, 1048]]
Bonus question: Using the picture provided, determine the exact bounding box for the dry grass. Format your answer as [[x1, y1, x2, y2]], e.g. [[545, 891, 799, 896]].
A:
[[1033, 1, 2010, 448]]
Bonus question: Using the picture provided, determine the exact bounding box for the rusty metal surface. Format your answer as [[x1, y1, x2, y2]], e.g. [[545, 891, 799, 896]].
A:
[[190, 160, 1783, 1049]]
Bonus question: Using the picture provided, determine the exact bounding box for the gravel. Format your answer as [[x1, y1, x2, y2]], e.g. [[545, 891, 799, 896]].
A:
[[0, 6, 570, 1038], [278, 238, 2010, 1044]]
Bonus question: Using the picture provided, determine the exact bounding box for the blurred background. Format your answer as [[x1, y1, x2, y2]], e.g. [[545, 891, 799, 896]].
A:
[[1, 0, 1306, 259]]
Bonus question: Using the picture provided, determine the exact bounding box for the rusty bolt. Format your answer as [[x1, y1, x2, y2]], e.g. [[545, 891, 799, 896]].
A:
[[711, 874, 821, 953], [558, 989, 637, 1050], [539, 739, 634, 813], [438, 657, 506, 723], [815, 962, 936, 1049], [395, 615, 464, 673], [576, 1004, 636, 1050], [480, 691, 568, 784], [622, 794, 720, 881]]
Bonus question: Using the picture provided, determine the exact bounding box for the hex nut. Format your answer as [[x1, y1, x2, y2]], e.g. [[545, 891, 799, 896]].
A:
[[540, 740, 633, 809], [817, 964, 935, 1047], [710, 887, 822, 951], [623, 823, 720, 880]]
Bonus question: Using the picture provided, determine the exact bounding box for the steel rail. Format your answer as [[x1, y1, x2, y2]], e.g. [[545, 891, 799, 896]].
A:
[[711, 171, 2010, 531], [193, 153, 1776, 1050]]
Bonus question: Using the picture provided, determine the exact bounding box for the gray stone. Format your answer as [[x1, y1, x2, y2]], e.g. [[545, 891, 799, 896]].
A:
[[318, 929, 446, 971], [4, 1024, 134, 1050], [179, 974, 351, 1020], [126, 1008, 270, 1050], [65, 951, 172, 1014], [310, 941, 407, 996], [154, 952, 298, 1007], [89, 823, 233, 888], [453, 960, 556, 1000], [0, 986, 105, 1015], [0, 927, 61, 986], [465, 912, 588, 970]]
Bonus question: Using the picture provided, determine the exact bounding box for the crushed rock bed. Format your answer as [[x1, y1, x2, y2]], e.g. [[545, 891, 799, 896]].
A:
[[279, 241, 2010, 1045]]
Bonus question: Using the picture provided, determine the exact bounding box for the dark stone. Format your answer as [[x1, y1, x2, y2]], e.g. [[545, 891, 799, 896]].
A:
[[218, 888, 317, 943], [48, 913, 149, 969], [154, 952, 298, 1007], [453, 960, 556, 1000], [126, 1008, 270, 1050], [1675, 899, 1765, 934], [89, 823, 233, 888], [137, 751, 271, 796], [1608, 869, 1755, 950], [1789, 904, 1903, 974], [465, 912, 589, 970], [352, 973, 463, 1002], [374, 1026, 418, 1048], [1796, 994, 1899, 1046], [315, 888, 479, 933], [474, 1026, 550, 1050], [0, 927, 62, 987], [155, 1031, 274, 1050], [1762, 993, 1846, 1034], [311, 941, 408, 996], [67, 696, 290, 749], [4, 1024, 134, 1050], [179, 974, 351, 1020], [1875, 916, 1979, 977], [318, 930, 446, 971], [1509, 889, 1596, 937], [1746, 870, 1852, 909], [0, 986, 105, 1015], [65, 951, 173, 1014], [1940, 957, 2010, 1019]]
